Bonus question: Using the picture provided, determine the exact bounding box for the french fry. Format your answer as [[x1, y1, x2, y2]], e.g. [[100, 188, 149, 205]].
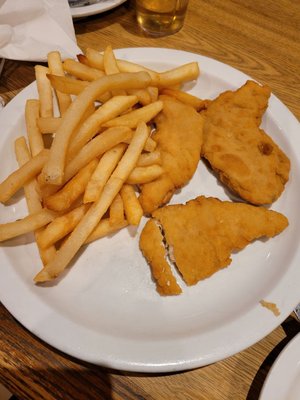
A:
[[14, 137, 43, 213], [47, 74, 111, 103], [63, 58, 105, 81], [37, 116, 62, 134], [64, 127, 132, 184], [0, 47, 207, 286], [85, 48, 200, 88], [103, 100, 163, 129], [68, 95, 138, 159], [77, 54, 91, 66], [103, 45, 127, 96], [136, 149, 161, 167], [120, 184, 143, 225], [102, 45, 152, 105], [126, 165, 164, 184], [14, 137, 56, 264], [83, 143, 127, 203], [127, 88, 152, 106], [38, 128, 130, 200], [104, 45, 123, 75], [37, 128, 127, 196], [147, 86, 159, 102], [35, 65, 53, 118], [102, 45, 152, 104], [109, 193, 125, 225], [47, 51, 72, 115], [34, 121, 149, 282], [157, 62, 200, 88], [25, 99, 45, 156], [39, 182, 60, 202], [48, 74, 89, 94], [160, 88, 208, 111], [85, 47, 159, 82], [38, 103, 96, 135], [40, 71, 151, 185], [38, 204, 90, 248], [85, 218, 128, 244], [123, 135, 157, 152], [44, 159, 98, 212], [0, 148, 49, 204], [0, 208, 58, 242], [143, 137, 157, 152]]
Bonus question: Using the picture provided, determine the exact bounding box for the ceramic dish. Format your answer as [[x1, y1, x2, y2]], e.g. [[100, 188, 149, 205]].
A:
[[70, 0, 127, 18], [259, 332, 300, 400], [0, 48, 299, 372]]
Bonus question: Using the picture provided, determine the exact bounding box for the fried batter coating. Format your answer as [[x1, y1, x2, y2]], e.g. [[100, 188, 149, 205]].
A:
[[202, 80, 290, 205], [139, 95, 204, 214], [139, 219, 182, 295], [140, 196, 288, 295]]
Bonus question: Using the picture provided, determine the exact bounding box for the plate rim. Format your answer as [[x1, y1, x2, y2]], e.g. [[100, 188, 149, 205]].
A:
[[259, 332, 300, 399], [0, 47, 300, 373], [70, 0, 127, 18]]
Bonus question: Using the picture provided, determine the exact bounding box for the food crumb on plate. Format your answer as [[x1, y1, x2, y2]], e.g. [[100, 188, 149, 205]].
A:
[[260, 300, 280, 316]]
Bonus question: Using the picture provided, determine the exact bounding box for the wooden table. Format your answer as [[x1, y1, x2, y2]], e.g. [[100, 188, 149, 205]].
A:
[[0, 1, 299, 399]]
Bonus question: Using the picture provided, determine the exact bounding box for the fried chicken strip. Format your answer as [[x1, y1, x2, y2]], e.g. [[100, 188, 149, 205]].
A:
[[202, 80, 290, 205], [139, 95, 204, 214], [140, 196, 288, 295]]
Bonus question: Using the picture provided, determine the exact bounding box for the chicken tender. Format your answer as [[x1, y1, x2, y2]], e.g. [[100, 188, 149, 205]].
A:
[[140, 196, 288, 295], [139, 95, 204, 214], [202, 80, 290, 205], [139, 219, 182, 295]]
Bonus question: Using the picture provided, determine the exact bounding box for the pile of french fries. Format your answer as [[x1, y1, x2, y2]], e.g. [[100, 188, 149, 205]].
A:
[[0, 45, 201, 283]]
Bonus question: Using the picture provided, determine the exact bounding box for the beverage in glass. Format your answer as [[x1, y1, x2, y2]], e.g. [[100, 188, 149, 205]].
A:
[[136, 0, 189, 36]]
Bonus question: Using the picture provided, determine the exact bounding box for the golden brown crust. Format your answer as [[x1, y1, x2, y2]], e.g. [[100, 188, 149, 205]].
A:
[[141, 196, 288, 293], [139, 219, 182, 295], [139, 95, 204, 214], [202, 80, 290, 205]]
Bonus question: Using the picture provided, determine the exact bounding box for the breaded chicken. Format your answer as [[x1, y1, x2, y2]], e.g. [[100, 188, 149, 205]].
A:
[[139, 95, 204, 214], [139, 219, 182, 295], [140, 196, 288, 295], [202, 80, 290, 205]]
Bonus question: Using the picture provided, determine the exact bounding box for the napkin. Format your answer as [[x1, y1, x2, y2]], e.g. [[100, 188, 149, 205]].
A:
[[0, 0, 81, 62]]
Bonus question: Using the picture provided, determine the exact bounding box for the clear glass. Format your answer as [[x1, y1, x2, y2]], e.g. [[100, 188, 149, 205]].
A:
[[135, 0, 189, 36]]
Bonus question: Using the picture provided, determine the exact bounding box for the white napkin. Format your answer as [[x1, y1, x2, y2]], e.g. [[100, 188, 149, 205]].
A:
[[0, 0, 81, 62]]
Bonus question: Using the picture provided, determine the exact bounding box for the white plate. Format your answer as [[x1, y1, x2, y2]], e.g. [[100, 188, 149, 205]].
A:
[[70, 0, 127, 19], [259, 332, 300, 400], [0, 48, 300, 373]]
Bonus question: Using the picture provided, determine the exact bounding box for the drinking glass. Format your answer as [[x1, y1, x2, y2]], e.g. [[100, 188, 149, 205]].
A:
[[135, 0, 190, 36]]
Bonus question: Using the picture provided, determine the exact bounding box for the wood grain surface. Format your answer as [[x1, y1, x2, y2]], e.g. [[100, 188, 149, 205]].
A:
[[0, 1, 299, 399]]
